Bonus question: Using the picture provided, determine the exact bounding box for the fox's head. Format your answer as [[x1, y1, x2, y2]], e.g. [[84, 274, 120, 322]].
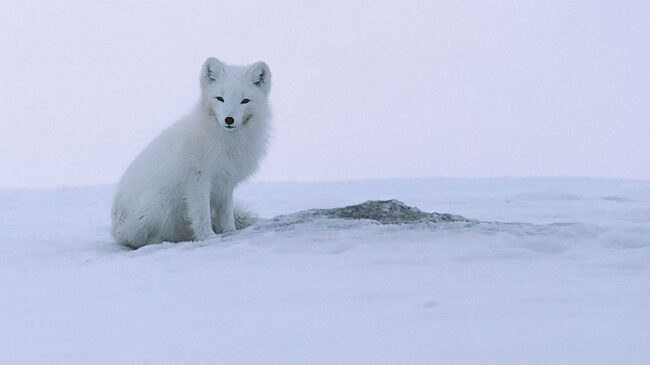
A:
[[200, 57, 271, 131]]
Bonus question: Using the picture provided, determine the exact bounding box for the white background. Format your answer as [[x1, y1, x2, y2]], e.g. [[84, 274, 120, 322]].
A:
[[1, 0, 649, 188]]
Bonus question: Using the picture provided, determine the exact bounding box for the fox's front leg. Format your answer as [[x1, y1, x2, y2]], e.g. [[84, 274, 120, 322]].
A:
[[212, 190, 236, 234], [184, 180, 216, 241]]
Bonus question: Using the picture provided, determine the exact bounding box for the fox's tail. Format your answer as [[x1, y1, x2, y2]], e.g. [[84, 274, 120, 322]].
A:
[[234, 203, 259, 230]]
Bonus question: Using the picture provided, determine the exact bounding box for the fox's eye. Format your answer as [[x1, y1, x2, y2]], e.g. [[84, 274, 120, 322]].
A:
[[241, 99, 250, 104], [215, 96, 224, 102]]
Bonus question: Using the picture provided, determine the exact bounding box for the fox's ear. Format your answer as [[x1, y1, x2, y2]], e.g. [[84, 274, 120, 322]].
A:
[[246, 62, 271, 94], [201, 57, 225, 87]]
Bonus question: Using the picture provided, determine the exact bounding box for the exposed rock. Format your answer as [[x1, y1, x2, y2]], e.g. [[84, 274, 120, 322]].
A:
[[226, 199, 591, 242], [312, 199, 473, 224], [247, 199, 477, 233]]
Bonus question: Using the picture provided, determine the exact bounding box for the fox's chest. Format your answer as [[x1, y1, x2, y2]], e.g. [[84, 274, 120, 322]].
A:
[[202, 142, 259, 183]]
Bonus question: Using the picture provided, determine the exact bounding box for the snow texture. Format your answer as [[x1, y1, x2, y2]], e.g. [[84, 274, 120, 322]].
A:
[[1, 178, 649, 364]]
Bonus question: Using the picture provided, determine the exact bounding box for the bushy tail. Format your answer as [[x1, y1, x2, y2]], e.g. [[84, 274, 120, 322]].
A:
[[234, 203, 259, 230]]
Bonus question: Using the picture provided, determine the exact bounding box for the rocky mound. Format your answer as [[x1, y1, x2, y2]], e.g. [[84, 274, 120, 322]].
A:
[[245, 199, 477, 233], [310, 199, 473, 224]]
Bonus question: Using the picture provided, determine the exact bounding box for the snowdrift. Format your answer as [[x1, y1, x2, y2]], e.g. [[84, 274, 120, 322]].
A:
[[0, 178, 648, 364]]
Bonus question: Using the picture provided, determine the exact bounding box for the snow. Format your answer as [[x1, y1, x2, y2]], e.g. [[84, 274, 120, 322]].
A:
[[1, 178, 649, 364]]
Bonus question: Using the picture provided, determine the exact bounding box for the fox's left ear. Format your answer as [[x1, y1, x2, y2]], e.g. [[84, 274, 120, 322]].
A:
[[201, 57, 225, 88], [246, 62, 271, 94]]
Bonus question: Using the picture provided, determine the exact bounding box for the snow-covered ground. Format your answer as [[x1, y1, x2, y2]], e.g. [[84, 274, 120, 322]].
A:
[[1, 178, 649, 364]]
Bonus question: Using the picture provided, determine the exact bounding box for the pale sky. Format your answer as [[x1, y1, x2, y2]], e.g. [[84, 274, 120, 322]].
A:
[[1, 0, 649, 188]]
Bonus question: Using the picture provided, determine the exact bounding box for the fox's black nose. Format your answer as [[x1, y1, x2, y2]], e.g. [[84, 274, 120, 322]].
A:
[[225, 117, 234, 125]]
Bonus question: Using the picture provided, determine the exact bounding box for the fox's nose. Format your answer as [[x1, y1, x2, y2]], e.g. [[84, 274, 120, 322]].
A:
[[224, 117, 234, 125]]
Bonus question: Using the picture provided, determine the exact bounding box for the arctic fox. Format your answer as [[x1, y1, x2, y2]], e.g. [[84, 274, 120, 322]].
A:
[[111, 57, 271, 248]]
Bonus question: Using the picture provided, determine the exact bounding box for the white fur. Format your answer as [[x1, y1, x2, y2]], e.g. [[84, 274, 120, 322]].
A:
[[111, 58, 271, 248]]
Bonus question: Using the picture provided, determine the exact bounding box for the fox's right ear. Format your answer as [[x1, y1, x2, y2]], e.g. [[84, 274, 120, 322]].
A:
[[201, 57, 225, 88]]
